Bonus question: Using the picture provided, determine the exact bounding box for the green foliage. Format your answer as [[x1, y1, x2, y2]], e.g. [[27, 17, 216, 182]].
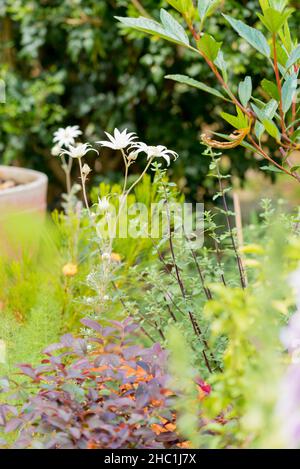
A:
[[119, 0, 299, 182], [1, 1, 299, 201]]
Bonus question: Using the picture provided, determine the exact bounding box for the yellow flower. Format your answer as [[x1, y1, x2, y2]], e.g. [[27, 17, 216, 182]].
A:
[[62, 263, 78, 277], [111, 252, 122, 263]]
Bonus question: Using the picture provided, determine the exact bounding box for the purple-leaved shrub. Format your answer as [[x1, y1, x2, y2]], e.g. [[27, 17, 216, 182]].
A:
[[0, 319, 181, 449]]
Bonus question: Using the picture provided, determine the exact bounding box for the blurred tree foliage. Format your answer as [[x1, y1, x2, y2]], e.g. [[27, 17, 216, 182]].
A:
[[0, 0, 299, 203]]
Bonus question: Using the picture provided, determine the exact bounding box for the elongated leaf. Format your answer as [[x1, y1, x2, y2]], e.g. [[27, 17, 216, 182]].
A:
[[254, 121, 265, 140], [165, 74, 228, 100], [115, 16, 189, 47], [197, 33, 222, 61], [261, 165, 284, 173], [270, 0, 289, 12], [221, 107, 249, 129], [262, 118, 280, 140], [264, 99, 278, 118], [238, 76, 252, 107], [160, 9, 189, 45], [198, 0, 220, 20], [223, 14, 270, 57], [257, 8, 292, 33], [215, 50, 228, 81], [167, 0, 195, 17], [261, 79, 280, 100], [282, 73, 298, 113], [253, 100, 278, 139], [286, 45, 300, 69], [259, 0, 270, 11]]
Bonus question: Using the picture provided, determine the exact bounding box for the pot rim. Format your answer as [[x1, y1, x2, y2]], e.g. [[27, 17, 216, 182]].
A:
[[0, 165, 48, 197]]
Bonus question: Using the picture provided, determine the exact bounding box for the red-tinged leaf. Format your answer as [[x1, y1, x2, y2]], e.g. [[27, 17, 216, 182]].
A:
[[5, 418, 23, 433], [17, 365, 38, 380], [80, 318, 103, 333]]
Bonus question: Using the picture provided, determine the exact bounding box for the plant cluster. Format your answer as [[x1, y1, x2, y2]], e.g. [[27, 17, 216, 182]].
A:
[[118, 0, 300, 181], [0, 320, 180, 449], [2, 1, 299, 200], [1, 0, 300, 451]]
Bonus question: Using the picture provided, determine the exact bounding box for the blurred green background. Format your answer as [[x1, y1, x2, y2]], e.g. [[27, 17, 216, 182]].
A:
[[0, 0, 299, 205]]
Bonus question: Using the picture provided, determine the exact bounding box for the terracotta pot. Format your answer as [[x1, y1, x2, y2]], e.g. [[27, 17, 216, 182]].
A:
[[0, 165, 48, 216]]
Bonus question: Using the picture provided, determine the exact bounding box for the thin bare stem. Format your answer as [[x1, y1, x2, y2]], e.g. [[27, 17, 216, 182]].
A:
[[130, 0, 151, 18], [233, 191, 248, 286], [215, 161, 247, 289], [163, 186, 219, 373], [248, 135, 297, 179]]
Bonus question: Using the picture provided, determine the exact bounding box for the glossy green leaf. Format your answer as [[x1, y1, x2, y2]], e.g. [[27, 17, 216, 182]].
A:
[[223, 14, 270, 57], [221, 107, 249, 129], [165, 74, 228, 100], [261, 79, 280, 101], [261, 165, 284, 173], [197, 33, 222, 61], [257, 8, 292, 34], [262, 118, 280, 140], [167, 0, 195, 17], [259, 0, 270, 12]]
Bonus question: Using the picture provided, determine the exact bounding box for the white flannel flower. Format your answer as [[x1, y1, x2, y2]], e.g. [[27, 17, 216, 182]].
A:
[[60, 143, 98, 159], [130, 142, 178, 166], [53, 125, 82, 148], [98, 196, 110, 212], [51, 144, 62, 157], [97, 128, 137, 150]]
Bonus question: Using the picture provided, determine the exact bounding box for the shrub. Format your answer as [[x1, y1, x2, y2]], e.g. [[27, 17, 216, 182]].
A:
[[0, 319, 181, 449]]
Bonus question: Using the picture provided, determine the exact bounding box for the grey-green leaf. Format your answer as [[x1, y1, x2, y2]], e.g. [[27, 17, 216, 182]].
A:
[[238, 76, 252, 107], [286, 45, 300, 70], [282, 73, 298, 113], [165, 74, 228, 100], [160, 9, 189, 45], [115, 16, 189, 47], [223, 14, 270, 57], [252, 100, 279, 139], [198, 0, 213, 19]]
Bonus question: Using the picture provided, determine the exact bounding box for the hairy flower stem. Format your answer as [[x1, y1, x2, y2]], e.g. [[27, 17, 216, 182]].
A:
[[61, 155, 72, 195], [78, 157, 91, 216], [121, 149, 129, 193]]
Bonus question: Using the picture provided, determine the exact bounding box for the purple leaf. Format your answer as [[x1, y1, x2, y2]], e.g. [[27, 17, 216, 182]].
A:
[[80, 318, 103, 333]]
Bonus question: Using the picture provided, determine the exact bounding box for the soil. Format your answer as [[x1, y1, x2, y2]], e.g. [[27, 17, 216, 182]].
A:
[[0, 178, 20, 191]]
